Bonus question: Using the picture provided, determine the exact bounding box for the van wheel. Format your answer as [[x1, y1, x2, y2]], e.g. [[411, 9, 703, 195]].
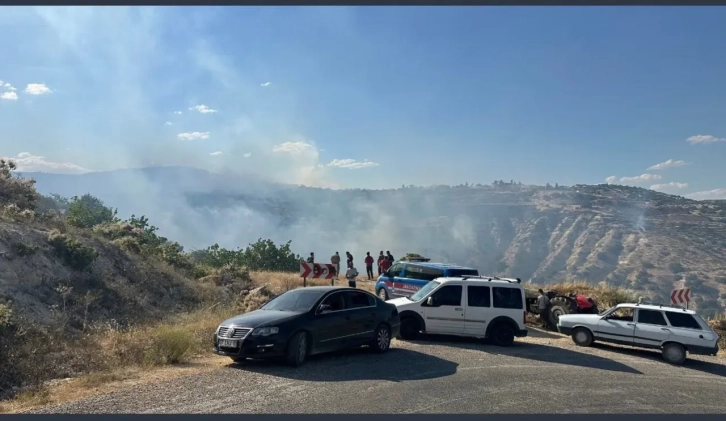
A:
[[662, 343, 687, 365], [399, 317, 420, 340], [491, 323, 515, 347], [571, 327, 594, 347], [377, 288, 388, 300]]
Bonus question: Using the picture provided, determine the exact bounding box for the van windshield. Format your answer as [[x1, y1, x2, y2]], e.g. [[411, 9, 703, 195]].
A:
[[409, 281, 440, 301]]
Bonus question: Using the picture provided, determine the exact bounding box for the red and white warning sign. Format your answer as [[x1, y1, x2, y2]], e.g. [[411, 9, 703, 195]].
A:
[[670, 288, 691, 306], [300, 262, 337, 279]]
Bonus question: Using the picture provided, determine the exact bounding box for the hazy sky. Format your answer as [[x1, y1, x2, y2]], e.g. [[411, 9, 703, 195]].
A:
[[1, 6, 725, 198]]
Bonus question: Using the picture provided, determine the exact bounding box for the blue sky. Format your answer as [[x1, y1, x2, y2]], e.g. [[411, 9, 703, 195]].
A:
[[1, 6, 725, 198]]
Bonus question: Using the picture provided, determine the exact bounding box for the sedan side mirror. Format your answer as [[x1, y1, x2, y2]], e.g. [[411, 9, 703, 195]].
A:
[[426, 297, 435, 306], [318, 304, 332, 314]]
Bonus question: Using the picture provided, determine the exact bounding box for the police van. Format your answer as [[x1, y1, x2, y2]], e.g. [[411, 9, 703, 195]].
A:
[[375, 260, 479, 300]]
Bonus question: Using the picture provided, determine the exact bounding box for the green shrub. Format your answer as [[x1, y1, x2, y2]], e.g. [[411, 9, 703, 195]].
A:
[[13, 242, 38, 257], [47, 230, 99, 271], [66, 194, 118, 229], [143, 326, 195, 366]]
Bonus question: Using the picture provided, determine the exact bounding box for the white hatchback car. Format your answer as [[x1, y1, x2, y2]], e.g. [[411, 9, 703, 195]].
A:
[[387, 276, 528, 347], [557, 302, 720, 365]]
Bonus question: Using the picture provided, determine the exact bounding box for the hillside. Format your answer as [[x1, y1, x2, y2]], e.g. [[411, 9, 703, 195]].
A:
[[24, 167, 726, 317]]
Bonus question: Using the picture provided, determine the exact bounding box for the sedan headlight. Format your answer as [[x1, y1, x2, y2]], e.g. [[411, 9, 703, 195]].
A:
[[252, 327, 279, 337]]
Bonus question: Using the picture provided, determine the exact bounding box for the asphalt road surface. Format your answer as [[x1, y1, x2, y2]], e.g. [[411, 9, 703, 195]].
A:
[[29, 330, 726, 414]]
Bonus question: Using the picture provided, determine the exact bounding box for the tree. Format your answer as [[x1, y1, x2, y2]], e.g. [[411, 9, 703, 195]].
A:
[[0, 159, 40, 210], [66, 194, 118, 228]]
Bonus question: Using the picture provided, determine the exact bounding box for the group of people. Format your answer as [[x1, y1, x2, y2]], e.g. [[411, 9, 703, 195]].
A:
[[304, 250, 397, 288]]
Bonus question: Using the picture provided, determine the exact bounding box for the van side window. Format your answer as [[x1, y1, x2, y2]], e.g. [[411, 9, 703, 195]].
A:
[[388, 263, 403, 277], [665, 312, 702, 330], [492, 287, 523, 309], [636, 309, 667, 326], [430, 285, 462, 307], [404, 264, 444, 281], [467, 286, 491, 308]]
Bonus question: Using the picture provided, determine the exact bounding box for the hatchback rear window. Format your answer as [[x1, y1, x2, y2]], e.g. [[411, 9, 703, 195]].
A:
[[665, 312, 702, 330]]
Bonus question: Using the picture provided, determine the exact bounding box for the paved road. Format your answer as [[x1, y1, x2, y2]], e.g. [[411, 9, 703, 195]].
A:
[[29, 331, 726, 414]]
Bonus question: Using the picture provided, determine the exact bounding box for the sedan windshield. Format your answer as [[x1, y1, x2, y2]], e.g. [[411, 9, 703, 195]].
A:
[[409, 281, 441, 301], [261, 290, 321, 312]]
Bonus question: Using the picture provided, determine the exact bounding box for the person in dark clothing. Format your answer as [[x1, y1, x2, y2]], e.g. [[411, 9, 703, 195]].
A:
[[386, 251, 394, 262], [377, 251, 385, 276], [379, 256, 392, 274], [346, 251, 353, 268], [537, 289, 551, 329], [364, 252, 374, 280], [306, 252, 314, 264], [331, 252, 341, 280]]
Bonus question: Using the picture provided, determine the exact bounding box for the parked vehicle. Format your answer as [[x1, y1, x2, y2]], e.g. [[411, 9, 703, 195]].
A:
[[387, 275, 528, 347], [213, 286, 401, 367], [557, 302, 720, 365], [375, 261, 479, 300], [524, 289, 599, 329]]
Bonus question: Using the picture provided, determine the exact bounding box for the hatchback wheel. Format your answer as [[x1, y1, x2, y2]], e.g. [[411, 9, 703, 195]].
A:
[[572, 327, 594, 347], [371, 324, 391, 353], [662, 343, 687, 365]]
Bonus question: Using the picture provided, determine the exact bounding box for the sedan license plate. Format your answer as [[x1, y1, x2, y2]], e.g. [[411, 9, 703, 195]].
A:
[[219, 339, 239, 348]]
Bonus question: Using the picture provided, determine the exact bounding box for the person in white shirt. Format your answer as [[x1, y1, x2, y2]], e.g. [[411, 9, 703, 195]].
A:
[[346, 266, 359, 288], [537, 289, 551, 329]]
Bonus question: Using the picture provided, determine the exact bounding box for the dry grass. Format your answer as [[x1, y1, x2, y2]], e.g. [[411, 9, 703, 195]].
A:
[[251, 270, 376, 295]]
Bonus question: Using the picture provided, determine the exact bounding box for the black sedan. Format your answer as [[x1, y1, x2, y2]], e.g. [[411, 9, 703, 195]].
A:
[[213, 286, 401, 367]]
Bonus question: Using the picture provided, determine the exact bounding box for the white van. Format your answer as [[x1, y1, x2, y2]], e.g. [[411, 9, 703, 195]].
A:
[[387, 276, 528, 346]]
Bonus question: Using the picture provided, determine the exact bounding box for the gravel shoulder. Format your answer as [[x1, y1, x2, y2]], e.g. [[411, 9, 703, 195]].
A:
[[23, 329, 726, 414]]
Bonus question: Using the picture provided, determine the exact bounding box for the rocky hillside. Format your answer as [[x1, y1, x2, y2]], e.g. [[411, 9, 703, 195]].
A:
[[24, 168, 726, 316]]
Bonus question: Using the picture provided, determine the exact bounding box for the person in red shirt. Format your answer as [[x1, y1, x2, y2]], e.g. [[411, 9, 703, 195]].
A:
[[379, 255, 392, 275], [364, 252, 375, 280], [377, 251, 385, 276]]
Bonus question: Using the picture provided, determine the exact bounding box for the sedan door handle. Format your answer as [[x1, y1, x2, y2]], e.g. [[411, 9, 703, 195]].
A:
[[661, 327, 671, 331], [455, 308, 463, 311], [626, 323, 635, 326]]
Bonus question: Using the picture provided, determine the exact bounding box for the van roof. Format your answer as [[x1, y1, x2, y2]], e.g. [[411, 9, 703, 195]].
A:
[[438, 276, 524, 286], [402, 261, 477, 270]]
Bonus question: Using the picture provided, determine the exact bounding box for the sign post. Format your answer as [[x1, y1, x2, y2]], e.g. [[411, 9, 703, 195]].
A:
[[300, 262, 337, 287], [670, 288, 691, 309]]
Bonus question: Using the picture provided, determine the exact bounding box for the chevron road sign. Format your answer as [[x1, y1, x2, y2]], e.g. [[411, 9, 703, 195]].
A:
[[670, 288, 691, 307], [300, 262, 338, 286]]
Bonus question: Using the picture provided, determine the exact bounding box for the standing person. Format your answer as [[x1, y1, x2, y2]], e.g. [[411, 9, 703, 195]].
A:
[[307, 252, 314, 264], [346, 251, 353, 268], [346, 265, 359, 288], [331, 252, 341, 280], [379, 255, 392, 275], [364, 252, 374, 280], [537, 289, 551, 329], [386, 251, 394, 262], [377, 251, 385, 276]]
